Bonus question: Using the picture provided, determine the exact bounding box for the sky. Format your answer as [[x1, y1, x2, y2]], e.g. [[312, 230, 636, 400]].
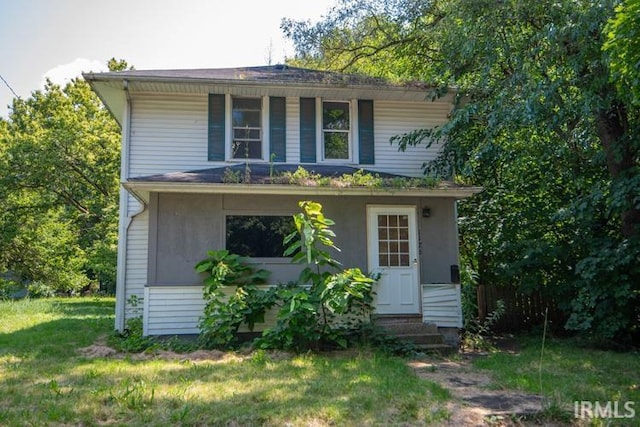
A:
[[0, 0, 336, 118]]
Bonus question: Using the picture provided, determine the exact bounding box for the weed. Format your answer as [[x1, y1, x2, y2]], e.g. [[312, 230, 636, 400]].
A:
[[474, 334, 640, 415], [108, 378, 155, 411], [222, 167, 242, 183], [460, 299, 506, 351], [169, 404, 191, 423]]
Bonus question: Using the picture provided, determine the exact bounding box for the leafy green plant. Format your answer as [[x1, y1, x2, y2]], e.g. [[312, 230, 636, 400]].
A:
[[277, 166, 439, 189], [195, 250, 274, 348], [461, 300, 506, 352], [0, 278, 22, 300], [258, 282, 322, 351], [350, 323, 420, 356], [338, 169, 382, 187], [27, 281, 56, 298], [258, 201, 376, 351], [281, 166, 326, 186]]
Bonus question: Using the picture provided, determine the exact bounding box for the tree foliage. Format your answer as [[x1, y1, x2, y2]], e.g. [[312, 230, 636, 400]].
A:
[[0, 59, 128, 294], [604, 0, 640, 107], [283, 0, 640, 342]]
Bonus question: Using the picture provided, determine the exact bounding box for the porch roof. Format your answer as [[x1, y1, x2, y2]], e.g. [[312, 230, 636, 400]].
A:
[[123, 164, 482, 203]]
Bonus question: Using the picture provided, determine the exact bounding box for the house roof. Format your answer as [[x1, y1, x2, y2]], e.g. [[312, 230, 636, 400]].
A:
[[83, 65, 454, 125], [129, 164, 404, 184], [85, 64, 433, 90], [123, 164, 482, 203]]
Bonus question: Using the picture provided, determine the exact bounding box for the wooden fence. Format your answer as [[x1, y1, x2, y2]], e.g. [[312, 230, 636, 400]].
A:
[[477, 284, 566, 333]]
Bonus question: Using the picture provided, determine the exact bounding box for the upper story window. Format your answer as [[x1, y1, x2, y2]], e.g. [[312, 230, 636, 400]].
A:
[[232, 97, 262, 159], [322, 101, 351, 161], [210, 95, 373, 165]]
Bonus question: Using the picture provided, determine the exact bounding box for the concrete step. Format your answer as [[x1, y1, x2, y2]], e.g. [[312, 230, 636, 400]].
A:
[[377, 322, 439, 335], [414, 343, 456, 354], [394, 333, 444, 345], [373, 316, 454, 352], [373, 316, 438, 335]]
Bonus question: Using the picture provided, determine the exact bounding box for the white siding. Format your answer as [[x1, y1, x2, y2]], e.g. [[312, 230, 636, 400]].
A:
[[371, 100, 449, 177], [422, 284, 463, 328], [144, 285, 279, 336], [145, 286, 205, 335], [144, 283, 462, 335], [124, 211, 148, 322], [129, 94, 215, 177], [126, 195, 142, 216], [127, 95, 451, 178]]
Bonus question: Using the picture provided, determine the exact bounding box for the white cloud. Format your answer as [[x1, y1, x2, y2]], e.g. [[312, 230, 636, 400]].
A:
[[42, 58, 107, 87]]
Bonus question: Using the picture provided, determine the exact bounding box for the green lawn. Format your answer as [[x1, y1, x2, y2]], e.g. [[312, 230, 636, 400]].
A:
[[0, 298, 450, 426], [2, 298, 638, 426], [474, 334, 640, 420]]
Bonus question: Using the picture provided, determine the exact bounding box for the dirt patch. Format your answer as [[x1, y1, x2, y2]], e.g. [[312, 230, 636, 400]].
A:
[[77, 338, 558, 425], [77, 336, 118, 358], [410, 353, 558, 426], [76, 337, 230, 362]]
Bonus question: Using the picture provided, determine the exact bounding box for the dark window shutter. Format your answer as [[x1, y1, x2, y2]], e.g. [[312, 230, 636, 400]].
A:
[[299, 97, 316, 163], [208, 94, 225, 161], [358, 99, 374, 164], [269, 97, 286, 162]]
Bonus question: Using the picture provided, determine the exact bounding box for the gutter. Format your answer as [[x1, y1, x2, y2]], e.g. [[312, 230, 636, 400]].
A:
[[123, 181, 483, 203], [82, 74, 457, 103]]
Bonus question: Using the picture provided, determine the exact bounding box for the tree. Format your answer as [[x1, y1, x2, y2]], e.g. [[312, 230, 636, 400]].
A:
[[283, 0, 640, 341], [0, 59, 128, 293], [604, 0, 640, 107]]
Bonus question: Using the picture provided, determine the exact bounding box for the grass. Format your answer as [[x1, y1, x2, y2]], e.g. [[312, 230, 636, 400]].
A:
[[473, 334, 640, 421], [0, 297, 450, 426]]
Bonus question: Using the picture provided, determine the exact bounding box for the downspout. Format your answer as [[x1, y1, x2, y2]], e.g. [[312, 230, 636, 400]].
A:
[[453, 200, 463, 329], [115, 79, 148, 331]]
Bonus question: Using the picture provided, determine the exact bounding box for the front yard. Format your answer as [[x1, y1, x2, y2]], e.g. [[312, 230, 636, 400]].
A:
[[0, 298, 637, 426], [0, 298, 449, 426]]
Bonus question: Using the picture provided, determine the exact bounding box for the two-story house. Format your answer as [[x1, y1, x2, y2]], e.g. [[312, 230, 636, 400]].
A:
[[85, 65, 480, 342]]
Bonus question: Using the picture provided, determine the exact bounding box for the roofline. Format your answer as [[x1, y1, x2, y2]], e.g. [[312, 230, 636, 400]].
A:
[[123, 181, 482, 203], [83, 73, 450, 96], [83, 67, 458, 125]]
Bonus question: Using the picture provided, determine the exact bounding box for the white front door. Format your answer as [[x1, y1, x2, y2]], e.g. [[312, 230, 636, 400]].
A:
[[367, 206, 420, 314]]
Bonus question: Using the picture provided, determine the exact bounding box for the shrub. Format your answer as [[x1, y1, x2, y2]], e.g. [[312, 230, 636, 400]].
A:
[[0, 278, 23, 300], [257, 201, 376, 352], [195, 250, 274, 348], [196, 201, 377, 352]]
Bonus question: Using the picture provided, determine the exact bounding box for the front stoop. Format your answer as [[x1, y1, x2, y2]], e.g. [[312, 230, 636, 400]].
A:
[[373, 315, 455, 354]]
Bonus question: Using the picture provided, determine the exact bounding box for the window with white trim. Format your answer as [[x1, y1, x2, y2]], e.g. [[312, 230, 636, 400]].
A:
[[232, 97, 262, 159], [322, 101, 351, 160]]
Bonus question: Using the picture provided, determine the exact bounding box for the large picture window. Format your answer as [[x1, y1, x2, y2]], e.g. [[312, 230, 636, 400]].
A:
[[322, 101, 350, 160], [225, 215, 294, 258], [232, 97, 262, 159]]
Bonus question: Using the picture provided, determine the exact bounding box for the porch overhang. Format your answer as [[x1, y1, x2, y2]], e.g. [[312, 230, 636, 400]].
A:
[[124, 181, 482, 204], [122, 165, 482, 204]]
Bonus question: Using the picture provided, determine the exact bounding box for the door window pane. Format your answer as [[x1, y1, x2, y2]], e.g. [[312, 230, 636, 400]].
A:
[[376, 214, 411, 267]]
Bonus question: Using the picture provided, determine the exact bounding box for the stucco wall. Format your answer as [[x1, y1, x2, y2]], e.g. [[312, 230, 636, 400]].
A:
[[147, 193, 460, 286]]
